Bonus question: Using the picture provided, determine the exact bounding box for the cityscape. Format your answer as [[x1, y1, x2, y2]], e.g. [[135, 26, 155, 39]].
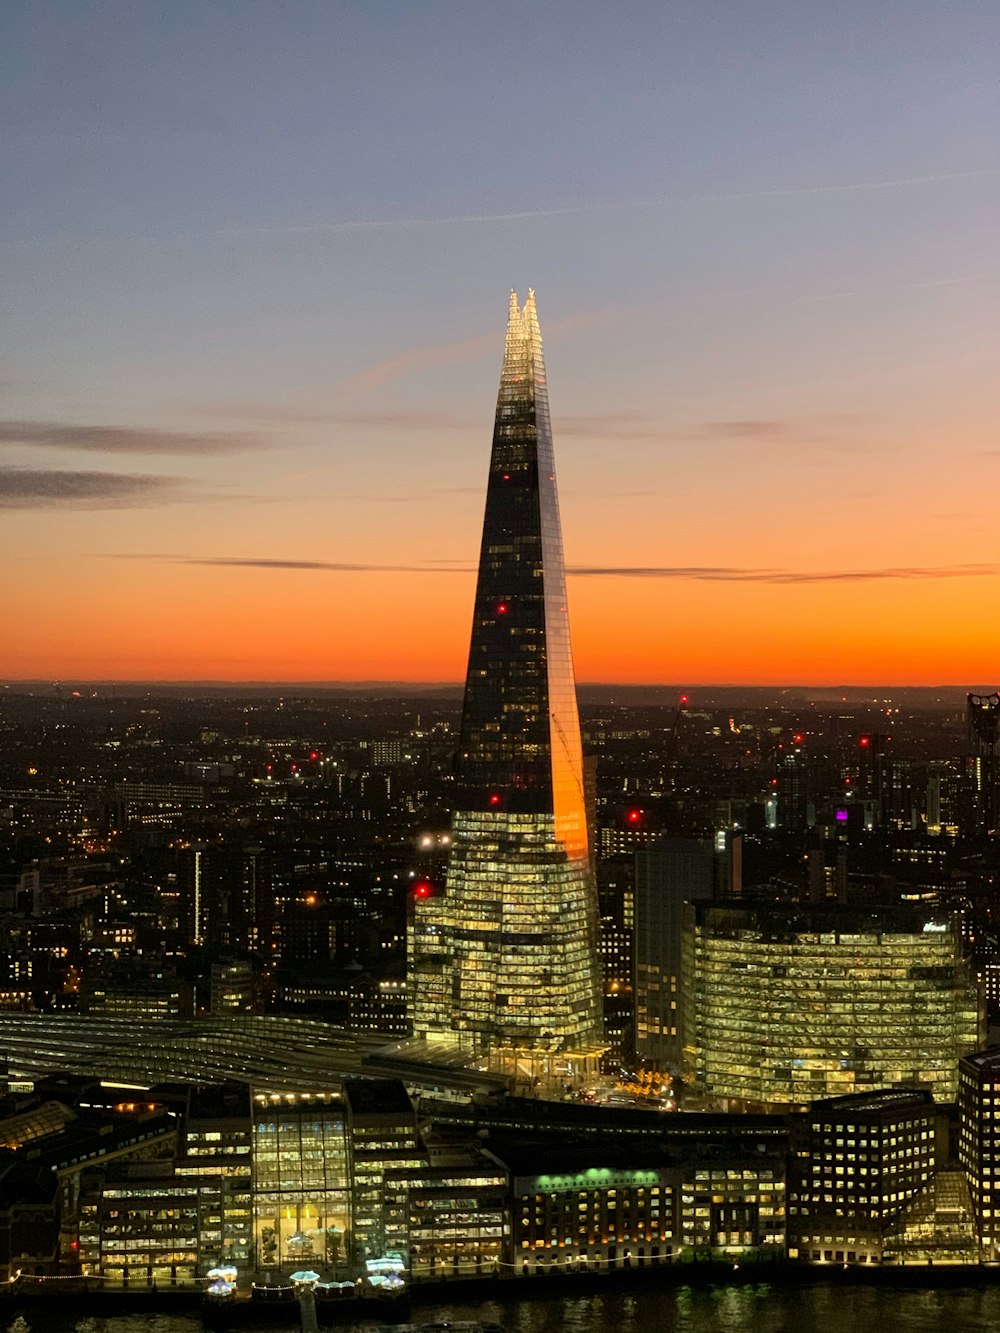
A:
[[3, 4, 998, 1332]]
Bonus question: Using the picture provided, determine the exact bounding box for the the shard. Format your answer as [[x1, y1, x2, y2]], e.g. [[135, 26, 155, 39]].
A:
[[409, 290, 603, 1071]]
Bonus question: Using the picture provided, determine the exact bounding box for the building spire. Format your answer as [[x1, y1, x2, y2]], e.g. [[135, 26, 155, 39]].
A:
[[501, 289, 529, 384]]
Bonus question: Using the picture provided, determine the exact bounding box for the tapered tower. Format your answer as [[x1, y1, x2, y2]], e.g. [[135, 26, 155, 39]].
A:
[[409, 291, 603, 1074]]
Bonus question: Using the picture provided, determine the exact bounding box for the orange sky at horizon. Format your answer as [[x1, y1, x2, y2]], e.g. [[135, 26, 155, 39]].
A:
[[6, 540, 1000, 687]]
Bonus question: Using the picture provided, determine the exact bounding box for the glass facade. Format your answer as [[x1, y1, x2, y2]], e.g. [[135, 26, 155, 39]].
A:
[[251, 1093, 350, 1270], [683, 904, 983, 1107], [411, 291, 601, 1061]]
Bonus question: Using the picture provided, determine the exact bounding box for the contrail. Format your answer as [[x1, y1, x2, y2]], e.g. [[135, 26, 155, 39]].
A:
[[221, 170, 997, 239], [787, 273, 990, 306]]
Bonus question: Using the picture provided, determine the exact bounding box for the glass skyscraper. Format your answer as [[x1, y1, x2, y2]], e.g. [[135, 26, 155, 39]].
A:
[[409, 291, 603, 1073]]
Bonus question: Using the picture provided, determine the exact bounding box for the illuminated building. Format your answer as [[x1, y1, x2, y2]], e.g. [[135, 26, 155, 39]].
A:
[[252, 1091, 351, 1270], [633, 840, 716, 1071], [500, 1148, 677, 1273], [344, 1078, 422, 1261], [210, 960, 256, 1015], [959, 1046, 1000, 1258], [82, 975, 192, 1021], [492, 1141, 785, 1272], [409, 292, 602, 1075], [683, 903, 982, 1107], [788, 1090, 938, 1264], [679, 1152, 785, 1257], [177, 1084, 252, 1276], [80, 1162, 202, 1286], [596, 856, 634, 1062], [382, 1155, 506, 1279]]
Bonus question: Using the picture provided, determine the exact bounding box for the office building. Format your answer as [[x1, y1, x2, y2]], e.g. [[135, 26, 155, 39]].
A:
[[959, 1046, 1000, 1259], [633, 839, 716, 1070], [965, 693, 1000, 835], [409, 291, 602, 1075], [789, 1090, 937, 1264], [252, 1091, 351, 1271], [683, 903, 982, 1107]]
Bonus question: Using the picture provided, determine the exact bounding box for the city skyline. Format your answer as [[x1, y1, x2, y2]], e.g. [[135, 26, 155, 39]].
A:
[[2, 2, 998, 685]]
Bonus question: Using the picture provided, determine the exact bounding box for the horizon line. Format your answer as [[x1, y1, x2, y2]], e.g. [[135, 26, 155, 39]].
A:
[[2, 678, 994, 692]]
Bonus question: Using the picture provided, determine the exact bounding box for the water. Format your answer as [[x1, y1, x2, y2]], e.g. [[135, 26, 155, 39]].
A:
[[8, 1286, 1000, 1333]]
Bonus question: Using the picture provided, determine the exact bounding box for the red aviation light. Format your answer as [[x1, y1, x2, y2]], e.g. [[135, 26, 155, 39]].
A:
[[496, 603, 508, 614], [793, 734, 803, 744], [860, 736, 870, 747], [627, 809, 642, 824], [489, 793, 502, 806], [309, 751, 319, 761], [414, 881, 433, 899], [680, 695, 688, 705]]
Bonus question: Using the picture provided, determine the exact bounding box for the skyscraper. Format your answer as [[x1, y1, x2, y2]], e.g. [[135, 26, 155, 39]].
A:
[[965, 692, 1000, 835], [409, 291, 603, 1075]]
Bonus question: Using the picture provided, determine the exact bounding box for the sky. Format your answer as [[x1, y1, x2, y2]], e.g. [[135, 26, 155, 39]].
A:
[[1, 0, 998, 686]]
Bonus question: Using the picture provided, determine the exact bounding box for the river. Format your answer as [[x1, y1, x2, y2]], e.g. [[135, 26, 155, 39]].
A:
[[7, 1282, 1000, 1333]]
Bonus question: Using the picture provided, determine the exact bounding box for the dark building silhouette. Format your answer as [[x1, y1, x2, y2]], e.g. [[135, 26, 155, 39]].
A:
[[178, 844, 274, 954], [966, 693, 1000, 834]]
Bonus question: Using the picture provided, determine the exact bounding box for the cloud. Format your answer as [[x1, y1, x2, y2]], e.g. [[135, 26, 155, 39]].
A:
[[570, 564, 1000, 583], [108, 553, 1000, 584], [0, 467, 191, 509], [0, 420, 268, 455], [205, 406, 476, 431], [556, 412, 668, 441], [699, 420, 792, 439], [125, 555, 462, 573]]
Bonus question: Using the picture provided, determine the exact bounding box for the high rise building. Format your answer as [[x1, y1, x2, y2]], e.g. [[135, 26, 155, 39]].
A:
[[409, 291, 603, 1075], [682, 902, 982, 1108], [633, 839, 717, 1071], [959, 1046, 1000, 1259], [965, 693, 1000, 835]]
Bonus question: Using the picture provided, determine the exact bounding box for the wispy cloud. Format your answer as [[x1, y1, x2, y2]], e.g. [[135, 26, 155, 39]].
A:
[[700, 420, 792, 439], [108, 553, 1000, 584], [1, 468, 192, 509], [206, 404, 848, 451], [570, 564, 1000, 583], [221, 170, 997, 239], [0, 420, 269, 456], [206, 406, 475, 431], [113, 554, 452, 573]]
